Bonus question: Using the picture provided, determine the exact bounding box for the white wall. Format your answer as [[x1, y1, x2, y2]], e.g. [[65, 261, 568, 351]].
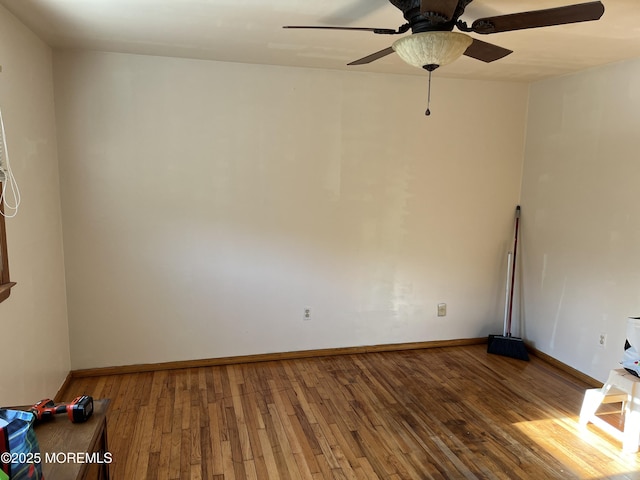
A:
[[0, 5, 70, 404], [521, 58, 640, 382], [53, 51, 528, 370]]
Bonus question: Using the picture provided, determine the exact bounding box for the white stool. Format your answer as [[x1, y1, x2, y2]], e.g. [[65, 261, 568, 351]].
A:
[[579, 368, 640, 453]]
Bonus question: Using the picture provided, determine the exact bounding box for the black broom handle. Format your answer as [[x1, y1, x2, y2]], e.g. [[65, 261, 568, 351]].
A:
[[506, 206, 520, 337]]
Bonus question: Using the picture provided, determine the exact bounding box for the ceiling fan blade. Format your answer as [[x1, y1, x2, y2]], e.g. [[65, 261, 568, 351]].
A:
[[463, 38, 512, 63], [348, 46, 395, 65], [421, 0, 459, 20], [283, 26, 398, 35], [469, 1, 604, 34]]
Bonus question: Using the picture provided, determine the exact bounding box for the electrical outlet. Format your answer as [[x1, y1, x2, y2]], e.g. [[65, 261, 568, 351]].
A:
[[599, 333, 607, 348], [438, 303, 446, 317], [303, 307, 312, 321]]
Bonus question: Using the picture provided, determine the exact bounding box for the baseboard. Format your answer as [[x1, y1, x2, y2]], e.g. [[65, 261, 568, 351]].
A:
[[54, 371, 73, 402], [71, 337, 487, 378], [67, 338, 604, 389], [527, 346, 602, 388]]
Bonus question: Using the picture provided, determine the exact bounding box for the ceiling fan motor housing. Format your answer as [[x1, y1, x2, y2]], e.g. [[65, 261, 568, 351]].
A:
[[389, 0, 475, 31], [389, 0, 421, 12]]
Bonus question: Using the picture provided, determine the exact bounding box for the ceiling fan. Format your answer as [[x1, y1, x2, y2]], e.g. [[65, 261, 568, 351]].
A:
[[284, 0, 605, 114]]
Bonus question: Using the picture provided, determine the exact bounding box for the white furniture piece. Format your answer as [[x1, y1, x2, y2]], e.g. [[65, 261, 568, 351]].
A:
[[579, 368, 640, 453]]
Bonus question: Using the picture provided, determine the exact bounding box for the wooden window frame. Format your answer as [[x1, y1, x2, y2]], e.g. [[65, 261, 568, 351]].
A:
[[0, 183, 16, 302]]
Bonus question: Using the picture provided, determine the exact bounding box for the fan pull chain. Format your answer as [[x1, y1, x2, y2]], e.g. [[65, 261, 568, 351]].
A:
[[425, 69, 432, 116]]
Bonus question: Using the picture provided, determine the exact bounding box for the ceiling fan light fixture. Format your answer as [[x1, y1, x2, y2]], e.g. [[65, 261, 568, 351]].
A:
[[392, 32, 473, 69]]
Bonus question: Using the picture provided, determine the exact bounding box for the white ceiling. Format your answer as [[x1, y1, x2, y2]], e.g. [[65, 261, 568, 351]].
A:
[[1, 0, 640, 82]]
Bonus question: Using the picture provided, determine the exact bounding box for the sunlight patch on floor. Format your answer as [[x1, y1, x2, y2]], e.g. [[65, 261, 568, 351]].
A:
[[514, 415, 640, 479]]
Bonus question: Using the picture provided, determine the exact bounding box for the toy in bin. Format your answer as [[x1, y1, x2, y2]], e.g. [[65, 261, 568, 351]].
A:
[[29, 395, 94, 424]]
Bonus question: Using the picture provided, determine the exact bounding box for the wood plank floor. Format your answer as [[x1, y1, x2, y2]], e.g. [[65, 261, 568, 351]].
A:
[[61, 344, 640, 479]]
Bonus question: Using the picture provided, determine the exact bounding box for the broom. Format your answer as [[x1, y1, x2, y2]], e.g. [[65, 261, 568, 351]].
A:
[[487, 205, 529, 361]]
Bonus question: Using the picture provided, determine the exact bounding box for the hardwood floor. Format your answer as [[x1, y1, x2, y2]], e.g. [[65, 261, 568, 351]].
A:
[[61, 345, 640, 479]]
